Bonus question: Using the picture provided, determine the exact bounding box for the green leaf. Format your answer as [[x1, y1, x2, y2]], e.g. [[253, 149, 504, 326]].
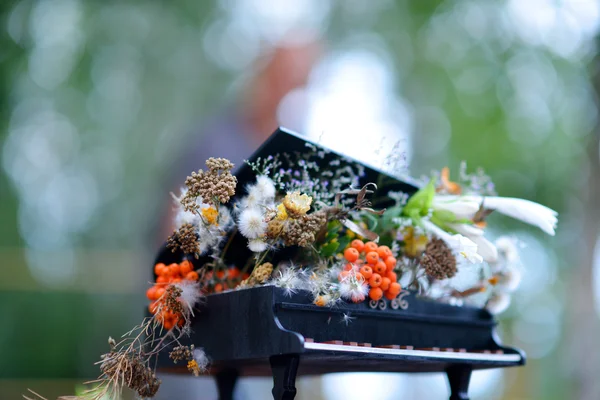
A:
[[320, 241, 340, 258], [403, 179, 435, 217], [337, 236, 351, 251], [432, 209, 458, 223]]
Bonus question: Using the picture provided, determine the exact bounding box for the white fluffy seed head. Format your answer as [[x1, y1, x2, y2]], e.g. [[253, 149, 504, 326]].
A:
[[339, 275, 368, 303], [273, 268, 303, 296], [218, 206, 233, 230], [253, 175, 276, 200], [248, 238, 268, 252], [173, 280, 203, 317], [193, 348, 210, 371], [238, 208, 267, 239]]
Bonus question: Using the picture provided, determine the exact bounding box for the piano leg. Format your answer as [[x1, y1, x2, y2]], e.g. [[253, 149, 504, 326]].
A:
[[270, 354, 300, 400], [446, 365, 472, 400], [215, 368, 239, 400]]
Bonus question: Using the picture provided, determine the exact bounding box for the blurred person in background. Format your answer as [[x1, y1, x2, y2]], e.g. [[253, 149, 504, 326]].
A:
[[159, 33, 321, 241], [156, 33, 322, 399]]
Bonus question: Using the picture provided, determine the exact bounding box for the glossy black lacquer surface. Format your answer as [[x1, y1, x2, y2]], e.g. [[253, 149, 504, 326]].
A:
[[154, 285, 524, 375]]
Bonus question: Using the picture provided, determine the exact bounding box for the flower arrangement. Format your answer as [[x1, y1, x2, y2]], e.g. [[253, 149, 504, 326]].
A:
[[31, 134, 557, 399]]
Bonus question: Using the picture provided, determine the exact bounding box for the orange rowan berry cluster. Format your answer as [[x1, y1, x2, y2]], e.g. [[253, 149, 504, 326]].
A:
[[202, 267, 248, 294], [340, 240, 402, 303], [146, 260, 198, 329]]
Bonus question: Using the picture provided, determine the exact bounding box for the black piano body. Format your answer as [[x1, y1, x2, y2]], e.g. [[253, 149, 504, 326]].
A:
[[154, 128, 526, 399], [155, 285, 524, 400]]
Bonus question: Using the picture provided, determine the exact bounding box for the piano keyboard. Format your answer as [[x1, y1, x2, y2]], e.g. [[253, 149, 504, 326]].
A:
[[304, 340, 521, 363]]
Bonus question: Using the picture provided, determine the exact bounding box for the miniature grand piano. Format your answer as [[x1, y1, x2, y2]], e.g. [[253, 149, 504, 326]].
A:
[[154, 128, 526, 400]]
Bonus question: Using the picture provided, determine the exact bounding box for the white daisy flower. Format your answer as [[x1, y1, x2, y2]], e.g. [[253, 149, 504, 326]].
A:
[[486, 291, 511, 315], [422, 220, 483, 264], [436, 195, 558, 236]]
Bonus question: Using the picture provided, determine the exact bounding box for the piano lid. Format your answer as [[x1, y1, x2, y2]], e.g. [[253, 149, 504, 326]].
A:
[[220, 127, 421, 268], [233, 127, 421, 203]]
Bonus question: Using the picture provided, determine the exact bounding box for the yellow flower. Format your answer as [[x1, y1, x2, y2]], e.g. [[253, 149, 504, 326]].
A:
[[187, 360, 200, 376], [403, 226, 428, 257], [276, 203, 289, 220], [283, 192, 312, 218], [314, 295, 331, 307], [201, 207, 219, 226], [488, 276, 499, 286], [438, 166, 462, 194]]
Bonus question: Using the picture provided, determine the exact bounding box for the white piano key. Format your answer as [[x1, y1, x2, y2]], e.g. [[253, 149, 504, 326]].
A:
[[304, 342, 521, 363]]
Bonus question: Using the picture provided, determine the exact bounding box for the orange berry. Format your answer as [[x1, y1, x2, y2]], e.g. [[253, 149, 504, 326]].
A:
[[185, 271, 199, 281], [228, 267, 241, 278], [157, 264, 170, 276], [374, 260, 387, 275], [369, 287, 383, 301], [377, 246, 392, 259], [214, 283, 223, 293], [338, 270, 350, 281], [386, 271, 397, 282], [344, 263, 357, 271], [170, 278, 182, 284], [359, 265, 373, 280], [156, 287, 166, 299], [366, 251, 379, 265], [156, 276, 168, 284], [148, 301, 158, 314], [163, 319, 174, 330], [146, 286, 158, 301], [168, 263, 181, 277], [389, 282, 402, 295], [154, 263, 167, 275], [385, 256, 397, 271], [384, 291, 398, 300], [355, 272, 365, 282], [242, 273, 250, 280], [344, 247, 360, 262], [180, 260, 193, 275], [369, 273, 382, 288], [351, 239, 365, 253], [216, 270, 225, 280], [177, 317, 185, 327], [364, 242, 378, 253], [380, 277, 391, 291]]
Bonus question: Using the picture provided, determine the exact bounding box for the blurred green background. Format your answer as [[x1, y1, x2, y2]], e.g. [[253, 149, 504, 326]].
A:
[[1, 0, 599, 399]]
